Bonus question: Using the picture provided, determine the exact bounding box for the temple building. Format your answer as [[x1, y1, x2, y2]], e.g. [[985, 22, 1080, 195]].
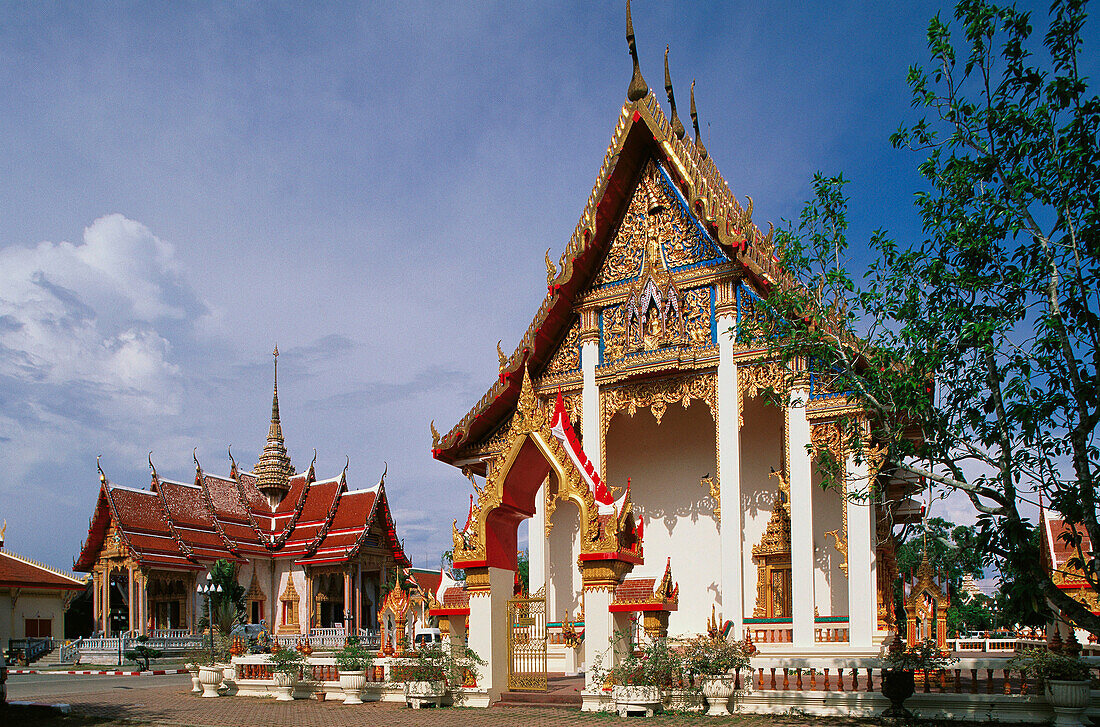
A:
[[430, 8, 908, 699], [0, 523, 86, 649], [1041, 511, 1099, 644], [73, 348, 410, 638]]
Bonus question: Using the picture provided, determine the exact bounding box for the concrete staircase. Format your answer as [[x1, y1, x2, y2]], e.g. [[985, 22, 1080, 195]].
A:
[[495, 675, 584, 709]]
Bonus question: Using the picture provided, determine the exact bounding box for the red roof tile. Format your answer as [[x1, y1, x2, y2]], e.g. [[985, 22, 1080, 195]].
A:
[[0, 551, 85, 590]]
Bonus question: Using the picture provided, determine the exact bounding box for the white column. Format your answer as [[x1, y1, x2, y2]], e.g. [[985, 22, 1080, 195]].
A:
[[716, 312, 743, 638], [580, 340, 601, 467], [788, 391, 815, 648], [846, 453, 875, 649], [582, 585, 616, 689], [466, 567, 512, 703], [529, 479, 547, 602]]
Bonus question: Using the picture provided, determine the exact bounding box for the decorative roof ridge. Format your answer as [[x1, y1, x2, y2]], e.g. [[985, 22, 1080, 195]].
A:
[[270, 456, 316, 549], [157, 477, 202, 489], [3, 549, 86, 585], [107, 483, 159, 496], [147, 464, 197, 561], [193, 461, 243, 558], [100, 477, 153, 566], [300, 466, 348, 558], [435, 92, 794, 457], [347, 472, 409, 566], [227, 460, 272, 548], [339, 465, 386, 563], [74, 487, 112, 571]]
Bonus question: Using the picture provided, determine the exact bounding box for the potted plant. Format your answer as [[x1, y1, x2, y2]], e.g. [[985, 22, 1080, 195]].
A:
[[195, 630, 232, 698], [607, 634, 680, 717], [683, 635, 751, 716], [879, 636, 956, 719], [269, 644, 307, 701], [401, 643, 447, 708], [335, 637, 375, 705], [1009, 647, 1092, 726], [185, 661, 201, 694]]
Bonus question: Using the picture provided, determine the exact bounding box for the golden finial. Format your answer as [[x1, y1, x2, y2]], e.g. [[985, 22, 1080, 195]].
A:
[[148, 452, 159, 481], [378, 461, 387, 487], [690, 80, 707, 159], [545, 248, 557, 286], [255, 346, 292, 499], [97, 455, 106, 485], [626, 0, 648, 102], [193, 447, 201, 473], [1, 520, 7, 541], [430, 420, 441, 448], [228, 446, 238, 478], [497, 340, 508, 373], [664, 46, 685, 140]]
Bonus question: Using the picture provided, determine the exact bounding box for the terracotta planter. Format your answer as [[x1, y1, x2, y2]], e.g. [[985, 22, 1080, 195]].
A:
[[404, 680, 444, 709], [339, 671, 367, 705], [880, 669, 915, 719], [272, 670, 298, 701], [198, 665, 223, 698], [700, 675, 735, 717], [315, 690, 327, 702], [1045, 679, 1090, 726], [612, 684, 662, 717]]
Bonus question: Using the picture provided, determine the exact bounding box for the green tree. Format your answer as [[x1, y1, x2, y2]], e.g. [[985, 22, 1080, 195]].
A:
[[199, 559, 246, 634], [517, 549, 530, 594], [748, 0, 1100, 635], [893, 518, 992, 633]]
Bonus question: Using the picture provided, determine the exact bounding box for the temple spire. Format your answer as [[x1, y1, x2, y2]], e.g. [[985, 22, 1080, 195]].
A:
[[256, 345, 292, 506], [664, 46, 685, 140], [626, 0, 648, 102]]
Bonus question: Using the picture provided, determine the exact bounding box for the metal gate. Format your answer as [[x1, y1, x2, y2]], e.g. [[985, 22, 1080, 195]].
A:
[[507, 593, 547, 691]]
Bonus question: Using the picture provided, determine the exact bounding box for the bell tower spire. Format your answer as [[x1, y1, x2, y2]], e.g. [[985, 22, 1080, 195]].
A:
[[255, 345, 292, 507]]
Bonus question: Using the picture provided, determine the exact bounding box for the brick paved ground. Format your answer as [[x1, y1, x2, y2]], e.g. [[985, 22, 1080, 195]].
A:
[[3, 682, 956, 727]]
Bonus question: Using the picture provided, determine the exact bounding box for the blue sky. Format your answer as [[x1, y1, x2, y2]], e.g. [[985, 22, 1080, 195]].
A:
[[0, 1, 1091, 573]]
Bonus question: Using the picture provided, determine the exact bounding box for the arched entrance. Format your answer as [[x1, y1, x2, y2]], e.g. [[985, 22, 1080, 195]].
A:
[[449, 370, 643, 701]]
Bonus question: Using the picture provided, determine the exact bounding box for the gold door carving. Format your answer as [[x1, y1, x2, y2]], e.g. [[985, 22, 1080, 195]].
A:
[[752, 470, 793, 618]]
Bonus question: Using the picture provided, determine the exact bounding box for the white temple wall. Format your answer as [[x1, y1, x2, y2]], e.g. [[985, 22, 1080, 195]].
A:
[[604, 400, 717, 637], [810, 465, 846, 616], [547, 500, 582, 624], [738, 395, 784, 617]]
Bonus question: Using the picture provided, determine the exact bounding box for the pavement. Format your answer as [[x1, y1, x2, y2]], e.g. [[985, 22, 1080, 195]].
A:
[[2, 673, 891, 726]]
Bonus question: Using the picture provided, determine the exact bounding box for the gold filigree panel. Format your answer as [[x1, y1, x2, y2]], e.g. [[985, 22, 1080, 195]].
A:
[[737, 360, 791, 428], [544, 318, 581, 376]]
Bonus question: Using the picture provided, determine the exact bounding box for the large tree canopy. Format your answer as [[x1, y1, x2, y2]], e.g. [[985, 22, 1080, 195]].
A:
[[750, 0, 1100, 634]]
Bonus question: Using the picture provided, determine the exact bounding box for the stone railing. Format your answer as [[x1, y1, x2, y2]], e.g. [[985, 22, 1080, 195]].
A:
[[273, 629, 380, 652], [76, 634, 204, 665], [150, 629, 191, 639], [225, 654, 490, 707]]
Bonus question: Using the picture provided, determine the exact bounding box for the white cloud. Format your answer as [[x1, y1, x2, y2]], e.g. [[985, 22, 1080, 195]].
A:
[[0, 214, 198, 489]]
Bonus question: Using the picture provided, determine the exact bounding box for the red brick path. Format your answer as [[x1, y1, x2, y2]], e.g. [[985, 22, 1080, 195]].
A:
[[31, 683, 891, 726]]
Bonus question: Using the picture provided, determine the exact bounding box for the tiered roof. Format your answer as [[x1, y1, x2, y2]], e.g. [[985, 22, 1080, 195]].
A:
[[75, 460, 408, 572], [75, 351, 409, 573]]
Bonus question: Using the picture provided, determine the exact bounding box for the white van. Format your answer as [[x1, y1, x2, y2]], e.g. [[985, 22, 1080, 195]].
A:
[[413, 627, 441, 647]]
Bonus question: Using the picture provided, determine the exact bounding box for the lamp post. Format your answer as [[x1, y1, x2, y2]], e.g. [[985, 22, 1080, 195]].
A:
[[197, 574, 223, 665]]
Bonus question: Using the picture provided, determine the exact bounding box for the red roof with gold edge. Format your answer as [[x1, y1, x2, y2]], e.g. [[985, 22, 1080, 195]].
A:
[[0, 550, 85, 591], [433, 93, 790, 468], [610, 557, 678, 612], [1043, 513, 1096, 590], [75, 461, 411, 573]]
